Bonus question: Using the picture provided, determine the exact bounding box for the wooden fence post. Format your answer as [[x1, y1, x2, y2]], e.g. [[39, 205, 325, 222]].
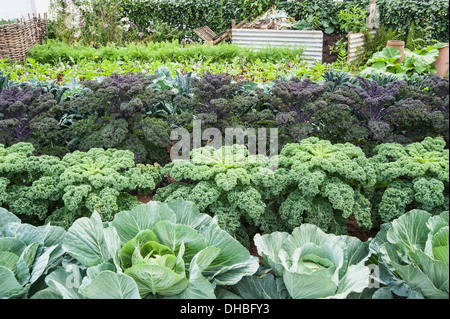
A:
[[368, 0, 376, 31]]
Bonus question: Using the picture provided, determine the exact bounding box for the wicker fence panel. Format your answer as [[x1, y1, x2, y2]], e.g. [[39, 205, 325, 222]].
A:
[[0, 14, 47, 63]]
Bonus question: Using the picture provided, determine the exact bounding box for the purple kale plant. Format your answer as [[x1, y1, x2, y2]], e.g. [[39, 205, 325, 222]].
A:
[[256, 77, 328, 143], [330, 75, 447, 147], [174, 72, 256, 122], [0, 85, 63, 154], [331, 76, 405, 142], [63, 73, 173, 164]]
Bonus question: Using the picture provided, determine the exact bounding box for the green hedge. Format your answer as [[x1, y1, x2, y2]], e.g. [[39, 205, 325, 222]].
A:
[[121, 0, 258, 39], [121, 0, 448, 42], [376, 0, 449, 42]]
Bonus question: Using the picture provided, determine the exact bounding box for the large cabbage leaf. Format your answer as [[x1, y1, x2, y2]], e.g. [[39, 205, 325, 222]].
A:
[[0, 208, 66, 299], [61, 201, 259, 299], [370, 209, 449, 299], [254, 223, 370, 299]]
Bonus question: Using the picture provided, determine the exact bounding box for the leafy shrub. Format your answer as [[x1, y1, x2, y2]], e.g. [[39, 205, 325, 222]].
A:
[[282, 0, 368, 34], [0, 208, 66, 299], [369, 209, 449, 299], [252, 223, 371, 299], [375, 0, 449, 43], [56, 201, 259, 299], [121, 0, 269, 40]]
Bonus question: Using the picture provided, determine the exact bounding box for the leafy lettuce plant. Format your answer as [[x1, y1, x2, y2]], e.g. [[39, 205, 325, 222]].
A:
[[0, 208, 66, 299], [369, 209, 449, 299], [276, 137, 376, 235], [59, 201, 259, 299], [371, 137, 449, 223], [253, 223, 371, 299]]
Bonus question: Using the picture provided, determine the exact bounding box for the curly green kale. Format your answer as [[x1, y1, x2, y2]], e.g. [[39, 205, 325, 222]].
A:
[[371, 137, 449, 222], [277, 137, 376, 234], [47, 148, 162, 227], [1, 143, 162, 228], [0, 142, 64, 224], [153, 144, 276, 245]]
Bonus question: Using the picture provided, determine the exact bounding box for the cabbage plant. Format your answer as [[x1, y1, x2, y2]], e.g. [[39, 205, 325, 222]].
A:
[[0, 208, 66, 298], [254, 223, 371, 299], [369, 209, 449, 299], [60, 201, 259, 299]]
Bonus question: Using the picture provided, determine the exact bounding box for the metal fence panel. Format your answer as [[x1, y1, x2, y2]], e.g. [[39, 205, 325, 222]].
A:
[[232, 29, 323, 63], [347, 30, 377, 63]]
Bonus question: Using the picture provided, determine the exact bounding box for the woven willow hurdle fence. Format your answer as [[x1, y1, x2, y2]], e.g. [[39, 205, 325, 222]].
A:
[[0, 13, 48, 63]]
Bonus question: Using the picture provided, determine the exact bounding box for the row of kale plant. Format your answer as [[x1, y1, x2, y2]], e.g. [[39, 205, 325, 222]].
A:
[[0, 69, 448, 164], [1, 134, 448, 247]]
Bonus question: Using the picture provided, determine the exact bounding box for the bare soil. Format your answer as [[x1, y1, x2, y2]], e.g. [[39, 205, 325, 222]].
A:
[[346, 214, 380, 242], [322, 33, 347, 64]]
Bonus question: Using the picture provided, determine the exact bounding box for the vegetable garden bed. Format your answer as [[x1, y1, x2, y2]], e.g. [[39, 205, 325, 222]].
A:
[[0, 0, 448, 303], [1, 67, 448, 300]]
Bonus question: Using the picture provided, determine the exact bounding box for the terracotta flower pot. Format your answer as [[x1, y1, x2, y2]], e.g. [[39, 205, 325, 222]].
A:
[[433, 43, 449, 77], [386, 40, 405, 63]]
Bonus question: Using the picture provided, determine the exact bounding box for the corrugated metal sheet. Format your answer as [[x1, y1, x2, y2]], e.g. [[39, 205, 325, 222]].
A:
[[347, 30, 376, 62], [232, 29, 323, 63]]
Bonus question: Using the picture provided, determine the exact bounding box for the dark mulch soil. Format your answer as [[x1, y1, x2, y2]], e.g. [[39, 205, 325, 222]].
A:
[[322, 33, 347, 64], [136, 194, 153, 204], [346, 214, 380, 242]]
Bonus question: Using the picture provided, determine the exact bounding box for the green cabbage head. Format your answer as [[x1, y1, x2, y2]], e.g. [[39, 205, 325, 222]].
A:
[[0, 208, 66, 298], [370, 209, 449, 299], [254, 223, 371, 299], [62, 200, 259, 299]]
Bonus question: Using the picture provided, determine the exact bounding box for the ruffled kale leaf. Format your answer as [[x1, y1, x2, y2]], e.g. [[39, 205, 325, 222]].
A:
[[63, 73, 173, 164], [371, 137, 449, 222]]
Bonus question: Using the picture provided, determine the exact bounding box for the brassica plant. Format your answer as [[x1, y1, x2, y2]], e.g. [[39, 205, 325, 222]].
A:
[[369, 209, 449, 299], [60, 201, 259, 299], [371, 137, 449, 222], [0, 208, 66, 298], [154, 144, 282, 244], [254, 223, 371, 299], [277, 137, 376, 234]]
